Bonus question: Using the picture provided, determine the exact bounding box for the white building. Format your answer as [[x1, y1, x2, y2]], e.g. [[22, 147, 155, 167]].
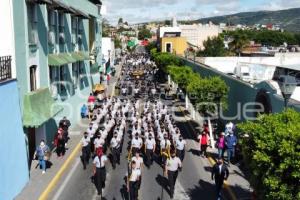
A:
[[179, 23, 222, 49], [102, 37, 115, 72]]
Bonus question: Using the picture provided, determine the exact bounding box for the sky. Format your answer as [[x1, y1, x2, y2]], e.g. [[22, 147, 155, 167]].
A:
[[101, 0, 300, 25]]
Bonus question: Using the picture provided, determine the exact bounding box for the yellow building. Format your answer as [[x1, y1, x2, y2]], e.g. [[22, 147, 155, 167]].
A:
[[161, 37, 188, 56]]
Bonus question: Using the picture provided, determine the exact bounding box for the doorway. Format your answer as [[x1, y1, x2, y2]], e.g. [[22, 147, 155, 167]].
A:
[[166, 43, 172, 53], [27, 128, 36, 161]]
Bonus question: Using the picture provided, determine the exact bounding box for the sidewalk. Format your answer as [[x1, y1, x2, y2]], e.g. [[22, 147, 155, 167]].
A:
[[181, 107, 253, 200], [15, 63, 122, 200]]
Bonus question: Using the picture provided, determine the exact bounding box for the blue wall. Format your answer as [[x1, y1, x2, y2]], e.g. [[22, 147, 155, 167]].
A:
[[0, 80, 29, 200]]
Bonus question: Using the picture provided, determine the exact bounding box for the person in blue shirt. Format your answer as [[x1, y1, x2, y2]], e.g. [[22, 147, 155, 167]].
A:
[[225, 131, 237, 166], [81, 104, 88, 118]]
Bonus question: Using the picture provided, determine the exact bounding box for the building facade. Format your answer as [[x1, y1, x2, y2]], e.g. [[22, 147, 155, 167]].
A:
[[161, 37, 188, 56], [179, 23, 222, 50], [0, 1, 102, 199], [0, 1, 29, 200]]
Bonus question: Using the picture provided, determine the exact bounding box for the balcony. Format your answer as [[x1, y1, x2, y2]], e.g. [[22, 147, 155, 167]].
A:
[[0, 56, 12, 82]]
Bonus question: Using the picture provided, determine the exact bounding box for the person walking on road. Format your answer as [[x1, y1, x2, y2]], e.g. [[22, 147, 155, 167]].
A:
[[144, 135, 156, 167], [93, 148, 108, 197], [127, 160, 141, 200], [198, 131, 210, 157], [34, 140, 50, 174], [211, 158, 229, 200], [110, 133, 121, 169], [81, 132, 91, 170], [165, 151, 182, 199], [175, 135, 186, 162], [225, 131, 237, 166]]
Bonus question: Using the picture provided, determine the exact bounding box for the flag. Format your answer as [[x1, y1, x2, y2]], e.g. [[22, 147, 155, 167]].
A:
[[105, 58, 111, 74]]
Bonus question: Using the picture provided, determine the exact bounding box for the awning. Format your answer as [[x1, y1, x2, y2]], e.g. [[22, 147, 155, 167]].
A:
[[48, 54, 65, 66], [71, 52, 84, 61], [59, 53, 76, 63], [23, 88, 63, 128], [77, 51, 90, 60]]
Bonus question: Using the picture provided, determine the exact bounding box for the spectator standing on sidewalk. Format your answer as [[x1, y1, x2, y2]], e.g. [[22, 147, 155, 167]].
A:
[[211, 158, 229, 200], [34, 140, 49, 174], [59, 116, 71, 146], [225, 131, 237, 166], [198, 131, 210, 157], [165, 151, 182, 199], [55, 128, 66, 158], [106, 73, 110, 85], [217, 132, 226, 159]]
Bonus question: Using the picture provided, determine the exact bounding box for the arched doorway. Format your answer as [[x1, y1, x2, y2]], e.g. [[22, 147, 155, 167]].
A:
[[255, 89, 272, 117]]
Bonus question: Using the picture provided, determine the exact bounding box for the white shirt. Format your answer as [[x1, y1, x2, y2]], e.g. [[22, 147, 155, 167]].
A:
[[131, 137, 143, 148], [93, 155, 108, 168], [131, 156, 144, 169], [81, 136, 90, 147], [110, 137, 120, 148], [129, 168, 141, 182], [166, 157, 182, 171], [94, 137, 105, 148], [176, 139, 186, 151], [160, 139, 171, 149], [145, 138, 156, 150]]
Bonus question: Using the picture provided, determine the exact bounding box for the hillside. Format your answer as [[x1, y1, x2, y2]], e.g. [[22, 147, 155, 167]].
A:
[[195, 8, 300, 32]]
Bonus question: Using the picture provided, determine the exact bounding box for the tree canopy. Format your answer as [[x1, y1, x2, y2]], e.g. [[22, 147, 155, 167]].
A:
[[238, 109, 300, 200], [197, 36, 228, 57], [138, 28, 152, 40]]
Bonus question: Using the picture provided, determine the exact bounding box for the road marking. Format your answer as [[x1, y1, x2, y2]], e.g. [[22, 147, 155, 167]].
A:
[[177, 105, 238, 200], [38, 142, 81, 200], [52, 158, 80, 200], [39, 61, 123, 200]]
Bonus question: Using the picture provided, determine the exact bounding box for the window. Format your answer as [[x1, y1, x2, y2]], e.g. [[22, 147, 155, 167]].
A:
[[49, 66, 59, 97], [166, 43, 172, 53], [48, 10, 57, 44], [71, 16, 78, 44], [72, 63, 79, 88], [27, 3, 37, 44], [58, 12, 64, 34], [29, 65, 37, 91]]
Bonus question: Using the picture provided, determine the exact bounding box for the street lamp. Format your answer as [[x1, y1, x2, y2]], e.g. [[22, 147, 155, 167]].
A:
[[278, 75, 297, 109]]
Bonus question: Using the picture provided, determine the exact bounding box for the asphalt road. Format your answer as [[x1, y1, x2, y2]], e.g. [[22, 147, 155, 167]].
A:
[[48, 51, 234, 200]]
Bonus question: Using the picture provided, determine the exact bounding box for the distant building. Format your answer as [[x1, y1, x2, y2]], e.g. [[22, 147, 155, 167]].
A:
[[179, 22, 222, 49], [161, 37, 188, 55]]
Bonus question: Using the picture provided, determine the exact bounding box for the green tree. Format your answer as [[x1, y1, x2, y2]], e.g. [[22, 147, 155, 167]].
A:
[[153, 52, 182, 72], [118, 18, 123, 25], [229, 31, 250, 55], [114, 37, 122, 49], [145, 42, 157, 53], [197, 36, 227, 57], [238, 109, 300, 200], [102, 18, 110, 37], [138, 28, 152, 40], [187, 76, 228, 114], [167, 65, 198, 91]]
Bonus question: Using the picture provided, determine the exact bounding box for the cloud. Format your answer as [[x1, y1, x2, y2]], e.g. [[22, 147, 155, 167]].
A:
[[102, 0, 300, 25]]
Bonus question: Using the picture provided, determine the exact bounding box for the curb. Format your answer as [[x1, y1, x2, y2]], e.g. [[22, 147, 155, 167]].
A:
[[178, 105, 238, 200], [38, 142, 81, 200], [38, 59, 123, 200]]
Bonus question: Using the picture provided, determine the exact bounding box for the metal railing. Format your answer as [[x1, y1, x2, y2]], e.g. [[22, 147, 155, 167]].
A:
[[0, 56, 12, 82]]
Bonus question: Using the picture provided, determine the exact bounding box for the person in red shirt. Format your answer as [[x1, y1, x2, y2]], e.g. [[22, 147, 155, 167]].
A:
[[88, 93, 96, 103], [198, 131, 210, 157], [106, 74, 110, 86]]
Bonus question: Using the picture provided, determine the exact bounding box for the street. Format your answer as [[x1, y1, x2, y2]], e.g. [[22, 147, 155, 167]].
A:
[[46, 49, 250, 200]]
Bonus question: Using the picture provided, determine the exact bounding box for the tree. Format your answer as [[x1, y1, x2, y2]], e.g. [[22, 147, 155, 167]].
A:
[[153, 52, 182, 72], [197, 36, 227, 57], [145, 42, 157, 53], [165, 20, 171, 26], [229, 31, 250, 55], [118, 18, 123, 25], [114, 37, 122, 49], [138, 28, 152, 40], [102, 18, 110, 37], [238, 109, 300, 200], [187, 76, 228, 114], [167, 65, 198, 91]]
